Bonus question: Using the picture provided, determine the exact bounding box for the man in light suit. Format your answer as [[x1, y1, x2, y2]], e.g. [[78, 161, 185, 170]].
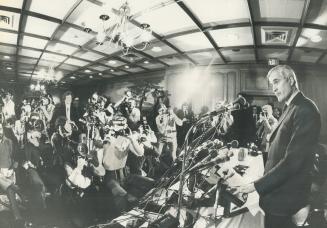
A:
[[235, 65, 321, 228]]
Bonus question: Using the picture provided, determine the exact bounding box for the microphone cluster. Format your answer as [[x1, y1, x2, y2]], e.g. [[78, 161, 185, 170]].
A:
[[188, 140, 239, 173], [203, 95, 249, 117]]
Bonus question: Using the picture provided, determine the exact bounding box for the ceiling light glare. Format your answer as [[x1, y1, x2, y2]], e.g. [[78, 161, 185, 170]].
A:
[[310, 35, 322, 43], [144, 60, 149, 64], [151, 46, 162, 52], [109, 60, 117, 65], [70, 76, 76, 79], [124, 65, 130, 69], [84, 69, 91, 73], [4, 56, 10, 59]]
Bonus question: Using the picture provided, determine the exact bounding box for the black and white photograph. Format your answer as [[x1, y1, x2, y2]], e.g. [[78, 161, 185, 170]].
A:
[[0, 0, 326, 227]]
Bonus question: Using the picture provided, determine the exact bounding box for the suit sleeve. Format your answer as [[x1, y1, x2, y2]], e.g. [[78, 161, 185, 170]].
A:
[[254, 105, 321, 195]]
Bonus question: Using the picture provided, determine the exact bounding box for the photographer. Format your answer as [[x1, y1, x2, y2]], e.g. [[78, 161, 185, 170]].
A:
[[102, 118, 144, 213], [156, 104, 184, 162], [256, 104, 278, 162], [127, 116, 158, 176]]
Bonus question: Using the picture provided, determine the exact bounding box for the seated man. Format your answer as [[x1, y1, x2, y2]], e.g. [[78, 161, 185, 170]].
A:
[[0, 123, 25, 226]]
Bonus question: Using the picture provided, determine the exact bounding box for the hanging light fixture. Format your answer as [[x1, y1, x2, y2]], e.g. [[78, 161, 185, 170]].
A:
[[84, 1, 152, 55]]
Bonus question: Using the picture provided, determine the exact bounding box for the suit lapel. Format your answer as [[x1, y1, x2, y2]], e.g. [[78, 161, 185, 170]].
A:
[[268, 103, 292, 142]]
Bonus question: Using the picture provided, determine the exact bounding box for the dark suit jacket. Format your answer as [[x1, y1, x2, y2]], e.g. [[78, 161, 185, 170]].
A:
[[254, 92, 321, 215]]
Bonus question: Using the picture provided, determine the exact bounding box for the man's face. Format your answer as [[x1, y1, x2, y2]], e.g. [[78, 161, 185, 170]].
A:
[[268, 72, 293, 102]]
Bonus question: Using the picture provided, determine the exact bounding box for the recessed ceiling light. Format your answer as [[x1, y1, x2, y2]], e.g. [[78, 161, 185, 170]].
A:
[[70, 76, 76, 79], [310, 35, 322, 43], [110, 69, 115, 72], [4, 56, 10, 59], [109, 60, 117, 65], [6, 67, 12, 70], [84, 69, 91, 73], [124, 65, 130, 69], [151, 46, 162, 52], [98, 73, 102, 76], [89, 75, 93, 79], [10, 79, 14, 82], [144, 60, 149, 64]]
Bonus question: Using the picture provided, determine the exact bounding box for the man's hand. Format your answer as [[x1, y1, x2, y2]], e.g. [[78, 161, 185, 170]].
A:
[[233, 182, 256, 194]]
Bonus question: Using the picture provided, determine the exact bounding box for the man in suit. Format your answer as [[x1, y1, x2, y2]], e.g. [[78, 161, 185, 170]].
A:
[[234, 65, 321, 228]]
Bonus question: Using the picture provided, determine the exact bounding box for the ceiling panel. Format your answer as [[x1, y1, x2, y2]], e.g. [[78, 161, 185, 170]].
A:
[[296, 28, 327, 49], [137, 61, 165, 69], [159, 55, 192, 66], [89, 65, 110, 72], [258, 48, 289, 61], [58, 63, 80, 71], [0, 45, 16, 54], [291, 48, 322, 63], [21, 35, 48, 49], [109, 71, 127, 76], [184, 0, 250, 26], [18, 57, 38, 65], [64, 57, 89, 66], [187, 50, 224, 65], [91, 43, 121, 55], [101, 59, 125, 67], [73, 50, 104, 61], [46, 42, 79, 55], [167, 32, 213, 52], [0, 31, 18, 45], [24, 16, 60, 37], [42, 52, 67, 62], [251, 0, 305, 22], [120, 66, 144, 73], [136, 2, 196, 36], [305, 0, 327, 26], [29, 0, 79, 20], [66, 0, 106, 33], [221, 49, 255, 62], [210, 27, 253, 47], [0, 10, 21, 31], [19, 48, 42, 58], [38, 59, 60, 68], [55, 26, 94, 46], [143, 40, 177, 57], [0, 0, 24, 8]]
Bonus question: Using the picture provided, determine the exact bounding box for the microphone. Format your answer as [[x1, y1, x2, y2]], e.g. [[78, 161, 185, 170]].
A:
[[193, 139, 223, 156], [226, 96, 248, 109], [188, 140, 238, 173]]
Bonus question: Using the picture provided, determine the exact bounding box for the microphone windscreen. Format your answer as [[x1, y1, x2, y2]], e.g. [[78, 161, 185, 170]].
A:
[[230, 140, 239, 148]]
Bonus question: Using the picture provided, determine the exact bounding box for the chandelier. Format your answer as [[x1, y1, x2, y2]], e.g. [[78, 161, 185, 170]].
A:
[[84, 1, 152, 55], [30, 63, 63, 91]]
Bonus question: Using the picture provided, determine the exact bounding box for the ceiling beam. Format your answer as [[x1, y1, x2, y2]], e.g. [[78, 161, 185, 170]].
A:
[[174, 0, 227, 64], [14, 0, 29, 83], [29, 0, 85, 83], [246, 0, 258, 62], [316, 52, 326, 64], [287, 0, 311, 61]]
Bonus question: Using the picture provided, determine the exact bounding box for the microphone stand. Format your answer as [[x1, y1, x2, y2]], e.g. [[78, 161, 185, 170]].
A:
[[176, 104, 241, 221]]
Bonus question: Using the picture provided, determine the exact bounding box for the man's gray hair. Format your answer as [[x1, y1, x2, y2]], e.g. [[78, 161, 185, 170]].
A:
[[267, 65, 299, 89]]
